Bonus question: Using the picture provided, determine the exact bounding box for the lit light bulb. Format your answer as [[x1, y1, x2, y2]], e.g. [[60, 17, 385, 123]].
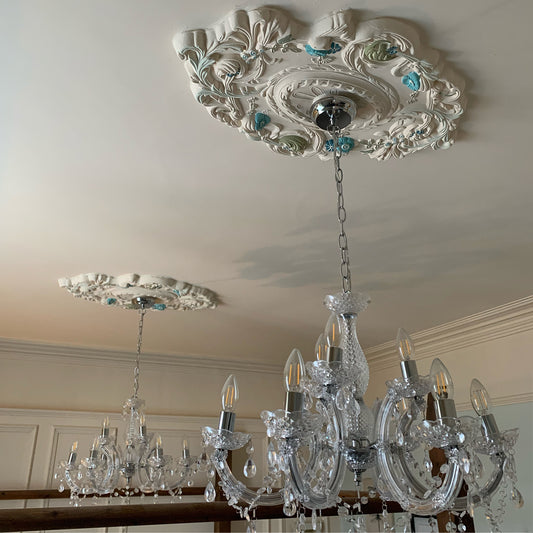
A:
[[325, 313, 342, 347], [221, 374, 239, 412], [182, 438, 190, 459], [284, 348, 305, 393], [139, 414, 147, 437], [470, 379, 493, 416], [315, 333, 327, 361], [155, 434, 163, 458], [68, 441, 78, 465], [396, 328, 414, 361], [101, 416, 110, 437], [430, 358, 454, 400], [90, 438, 98, 451]]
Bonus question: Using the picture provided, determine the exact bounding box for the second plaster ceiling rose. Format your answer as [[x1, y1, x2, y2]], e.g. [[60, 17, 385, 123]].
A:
[[175, 8, 466, 161], [58, 273, 218, 311]]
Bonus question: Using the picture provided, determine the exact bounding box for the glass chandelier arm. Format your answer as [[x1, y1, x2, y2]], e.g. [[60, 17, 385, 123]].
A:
[[454, 453, 504, 511], [285, 400, 346, 509], [375, 392, 463, 515], [211, 449, 284, 507]]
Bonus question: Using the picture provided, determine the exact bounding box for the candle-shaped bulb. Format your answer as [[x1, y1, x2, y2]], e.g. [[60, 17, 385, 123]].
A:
[[67, 441, 78, 465], [470, 379, 493, 416], [430, 358, 454, 400], [284, 348, 305, 393], [221, 374, 239, 412], [315, 333, 327, 361], [139, 414, 147, 437], [101, 416, 110, 436], [396, 328, 414, 361], [91, 438, 98, 451], [182, 438, 190, 459], [325, 313, 342, 348], [156, 434, 163, 449]]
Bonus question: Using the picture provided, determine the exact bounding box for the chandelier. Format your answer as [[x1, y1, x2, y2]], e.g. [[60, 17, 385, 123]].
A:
[[196, 100, 523, 532], [55, 273, 218, 504]]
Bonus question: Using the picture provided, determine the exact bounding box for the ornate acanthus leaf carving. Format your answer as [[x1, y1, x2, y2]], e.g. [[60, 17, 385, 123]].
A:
[[174, 8, 465, 161], [58, 273, 218, 311]]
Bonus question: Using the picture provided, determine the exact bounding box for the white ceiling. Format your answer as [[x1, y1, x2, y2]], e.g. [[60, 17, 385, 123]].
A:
[[1, 0, 531, 367]]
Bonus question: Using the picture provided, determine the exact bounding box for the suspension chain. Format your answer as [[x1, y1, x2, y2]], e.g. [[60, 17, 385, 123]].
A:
[[330, 128, 352, 293], [132, 304, 146, 398]]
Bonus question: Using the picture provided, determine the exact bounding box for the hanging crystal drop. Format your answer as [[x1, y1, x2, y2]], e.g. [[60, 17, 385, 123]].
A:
[[457, 523, 467, 532], [335, 388, 346, 410], [511, 487, 524, 508], [244, 457, 257, 478], [267, 442, 278, 471], [396, 428, 405, 446], [204, 481, 216, 503], [283, 501, 297, 516], [312, 509, 317, 530], [445, 521, 457, 532], [423, 449, 433, 472]]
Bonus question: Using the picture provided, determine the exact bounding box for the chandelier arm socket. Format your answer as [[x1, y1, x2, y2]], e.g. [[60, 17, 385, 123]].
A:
[[375, 394, 463, 515]]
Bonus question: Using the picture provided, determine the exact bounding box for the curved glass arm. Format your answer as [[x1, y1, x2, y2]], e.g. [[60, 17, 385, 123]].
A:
[[375, 392, 463, 515], [64, 440, 121, 495], [454, 453, 504, 511], [211, 449, 284, 507], [285, 399, 346, 509]]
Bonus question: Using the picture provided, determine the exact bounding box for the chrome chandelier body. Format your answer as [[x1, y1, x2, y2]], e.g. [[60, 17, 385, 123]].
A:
[[201, 98, 522, 533], [56, 298, 198, 504]]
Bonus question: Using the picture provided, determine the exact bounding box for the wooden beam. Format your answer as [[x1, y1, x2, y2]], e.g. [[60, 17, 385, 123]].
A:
[[0, 496, 404, 532]]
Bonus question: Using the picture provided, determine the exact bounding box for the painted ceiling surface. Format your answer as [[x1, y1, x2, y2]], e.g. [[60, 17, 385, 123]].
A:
[[0, 0, 531, 366]]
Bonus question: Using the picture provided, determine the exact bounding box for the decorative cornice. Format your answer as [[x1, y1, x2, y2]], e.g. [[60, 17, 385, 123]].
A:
[[0, 338, 282, 375], [456, 392, 533, 412], [365, 295, 533, 371]]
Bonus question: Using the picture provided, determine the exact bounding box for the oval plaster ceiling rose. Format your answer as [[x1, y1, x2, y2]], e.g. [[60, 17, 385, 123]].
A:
[[58, 273, 218, 311], [174, 7, 465, 161]]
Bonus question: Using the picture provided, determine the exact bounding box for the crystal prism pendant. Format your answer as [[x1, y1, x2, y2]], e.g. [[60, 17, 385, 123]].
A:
[[243, 457, 257, 478], [204, 480, 216, 503]]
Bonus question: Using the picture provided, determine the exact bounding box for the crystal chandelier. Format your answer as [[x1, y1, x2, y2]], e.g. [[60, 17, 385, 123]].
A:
[[199, 99, 523, 533], [56, 274, 218, 504]]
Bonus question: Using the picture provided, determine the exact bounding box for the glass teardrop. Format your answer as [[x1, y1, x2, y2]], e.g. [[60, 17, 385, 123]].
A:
[[204, 480, 216, 503], [243, 457, 257, 478]]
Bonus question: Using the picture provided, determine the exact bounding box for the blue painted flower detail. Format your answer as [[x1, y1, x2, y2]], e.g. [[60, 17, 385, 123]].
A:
[[402, 71, 421, 91], [325, 137, 355, 154], [305, 42, 342, 57], [106, 298, 117, 305], [337, 137, 355, 153], [173, 289, 181, 296], [386, 46, 398, 56], [153, 303, 167, 311], [254, 112, 271, 131], [325, 139, 336, 152]]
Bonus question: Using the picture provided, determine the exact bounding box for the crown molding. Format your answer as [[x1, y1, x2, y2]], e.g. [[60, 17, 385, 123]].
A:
[[0, 338, 282, 375], [365, 295, 533, 372], [456, 392, 533, 412]]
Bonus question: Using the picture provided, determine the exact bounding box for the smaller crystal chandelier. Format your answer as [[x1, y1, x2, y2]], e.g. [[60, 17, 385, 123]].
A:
[[56, 273, 218, 504]]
